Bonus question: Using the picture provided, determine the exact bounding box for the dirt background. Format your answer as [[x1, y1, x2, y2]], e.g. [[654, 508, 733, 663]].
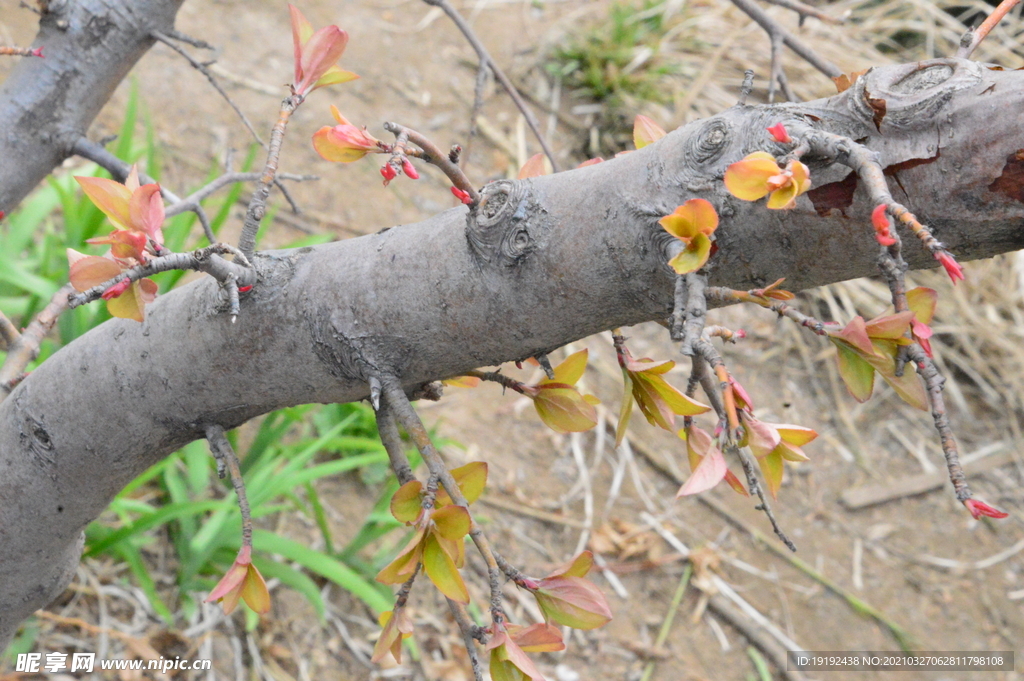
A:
[[2, 0, 1024, 679]]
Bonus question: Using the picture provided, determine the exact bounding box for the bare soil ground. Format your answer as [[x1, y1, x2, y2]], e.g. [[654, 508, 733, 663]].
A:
[[2, 0, 1024, 679]]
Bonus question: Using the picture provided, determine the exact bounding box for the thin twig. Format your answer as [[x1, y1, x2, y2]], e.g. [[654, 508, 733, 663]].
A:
[[238, 95, 302, 258], [729, 0, 842, 79], [421, 0, 559, 171], [206, 425, 253, 549], [383, 122, 480, 204], [152, 31, 266, 147], [165, 172, 315, 217], [447, 599, 484, 681], [760, 0, 845, 25], [67, 244, 255, 321], [956, 0, 1022, 58], [0, 46, 44, 57], [374, 400, 416, 485], [0, 284, 73, 400]]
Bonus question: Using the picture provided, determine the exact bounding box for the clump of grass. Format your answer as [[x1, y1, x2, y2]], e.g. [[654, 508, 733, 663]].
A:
[[549, 0, 691, 154]]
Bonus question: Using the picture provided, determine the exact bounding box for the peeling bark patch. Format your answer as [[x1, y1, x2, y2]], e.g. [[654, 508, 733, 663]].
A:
[[989, 150, 1024, 203], [865, 92, 886, 132], [884, 150, 940, 175], [807, 171, 858, 217]]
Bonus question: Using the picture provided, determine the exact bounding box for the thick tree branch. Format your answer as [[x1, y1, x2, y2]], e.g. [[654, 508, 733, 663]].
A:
[[0, 0, 188, 214], [1, 58, 1023, 647]]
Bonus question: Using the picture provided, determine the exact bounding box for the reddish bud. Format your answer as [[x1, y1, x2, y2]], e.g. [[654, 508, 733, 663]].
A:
[[936, 252, 964, 285], [963, 498, 1009, 520], [101, 278, 131, 300], [238, 285, 253, 293], [871, 204, 896, 246], [31, 47, 44, 58], [766, 122, 792, 144], [401, 158, 419, 180], [734, 329, 747, 339], [0, 211, 5, 220], [450, 187, 472, 204], [380, 163, 397, 184]]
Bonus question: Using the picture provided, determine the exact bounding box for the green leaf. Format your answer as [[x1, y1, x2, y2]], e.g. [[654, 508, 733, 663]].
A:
[[758, 449, 785, 499], [833, 340, 875, 402], [422, 533, 469, 603]]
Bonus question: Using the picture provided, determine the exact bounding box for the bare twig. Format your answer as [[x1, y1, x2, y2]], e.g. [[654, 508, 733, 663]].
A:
[[238, 96, 302, 258], [729, 0, 842, 79], [374, 400, 416, 485], [206, 425, 253, 549], [420, 0, 559, 171], [165, 171, 315, 218], [0, 46, 44, 57], [0, 284, 73, 400], [447, 599, 484, 681], [956, 0, 1023, 58], [382, 122, 480, 205], [759, 0, 844, 26], [67, 244, 255, 321], [152, 31, 265, 147]]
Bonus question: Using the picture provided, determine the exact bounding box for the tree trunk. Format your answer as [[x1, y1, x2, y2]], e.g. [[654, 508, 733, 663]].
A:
[[1, 0, 1023, 647], [0, 0, 186, 214]]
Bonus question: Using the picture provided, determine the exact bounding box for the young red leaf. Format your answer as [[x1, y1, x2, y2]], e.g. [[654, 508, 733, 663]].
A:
[[517, 153, 551, 179], [963, 498, 1009, 520], [766, 122, 792, 144], [533, 575, 612, 629], [676, 443, 727, 497]]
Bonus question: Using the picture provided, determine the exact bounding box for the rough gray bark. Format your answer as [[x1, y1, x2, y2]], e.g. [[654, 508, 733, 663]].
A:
[[0, 0, 187, 214], [1, 0, 1024, 649]]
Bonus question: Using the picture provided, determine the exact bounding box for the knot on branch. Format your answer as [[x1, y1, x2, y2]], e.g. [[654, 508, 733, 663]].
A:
[[465, 180, 535, 266]]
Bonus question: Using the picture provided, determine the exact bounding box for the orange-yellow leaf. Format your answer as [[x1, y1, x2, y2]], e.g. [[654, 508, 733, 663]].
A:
[[443, 375, 482, 389], [105, 279, 157, 322], [547, 349, 589, 386], [723, 152, 780, 201], [658, 198, 718, 240], [534, 576, 612, 629], [864, 310, 914, 340], [390, 480, 424, 523], [431, 504, 471, 541], [67, 251, 122, 291], [435, 461, 488, 507], [633, 114, 666, 149], [667, 233, 713, 274], [906, 287, 938, 325], [75, 176, 132, 230]]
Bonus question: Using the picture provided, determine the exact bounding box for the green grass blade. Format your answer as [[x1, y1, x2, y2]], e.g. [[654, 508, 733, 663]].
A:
[[253, 530, 392, 613]]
